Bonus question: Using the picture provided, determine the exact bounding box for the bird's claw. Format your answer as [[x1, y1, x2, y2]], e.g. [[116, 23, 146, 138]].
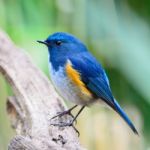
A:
[[51, 121, 80, 136], [50, 111, 77, 124]]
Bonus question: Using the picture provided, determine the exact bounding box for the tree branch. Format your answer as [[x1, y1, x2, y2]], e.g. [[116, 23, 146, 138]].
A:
[[0, 30, 85, 150]]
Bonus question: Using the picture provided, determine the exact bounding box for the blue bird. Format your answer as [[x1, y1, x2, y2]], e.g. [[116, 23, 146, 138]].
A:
[[37, 32, 138, 135]]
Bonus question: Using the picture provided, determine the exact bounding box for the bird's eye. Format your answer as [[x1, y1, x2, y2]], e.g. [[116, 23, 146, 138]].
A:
[[56, 41, 62, 46]]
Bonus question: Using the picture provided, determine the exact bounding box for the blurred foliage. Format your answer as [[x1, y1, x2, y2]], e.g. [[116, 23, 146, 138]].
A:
[[0, 0, 150, 149]]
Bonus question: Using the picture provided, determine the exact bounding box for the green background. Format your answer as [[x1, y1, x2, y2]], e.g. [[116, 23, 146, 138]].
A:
[[0, 0, 150, 149]]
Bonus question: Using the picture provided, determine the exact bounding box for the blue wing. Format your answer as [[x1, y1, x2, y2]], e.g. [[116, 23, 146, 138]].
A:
[[69, 52, 114, 104], [69, 52, 138, 135]]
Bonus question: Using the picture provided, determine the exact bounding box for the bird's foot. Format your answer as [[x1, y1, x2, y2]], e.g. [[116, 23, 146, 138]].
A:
[[51, 120, 80, 136], [50, 110, 74, 120], [50, 105, 78, 124], [50, 105, 81, 136]]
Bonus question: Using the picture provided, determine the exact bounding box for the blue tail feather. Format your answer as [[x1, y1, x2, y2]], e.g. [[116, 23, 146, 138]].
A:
[[113, 99, 139, 135]]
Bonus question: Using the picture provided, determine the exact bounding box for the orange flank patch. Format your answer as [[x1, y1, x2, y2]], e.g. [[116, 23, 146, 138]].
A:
[[65, 60, 92, 98]]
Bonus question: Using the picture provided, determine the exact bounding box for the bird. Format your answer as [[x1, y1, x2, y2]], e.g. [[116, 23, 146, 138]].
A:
[[37, 32, 138, 135]]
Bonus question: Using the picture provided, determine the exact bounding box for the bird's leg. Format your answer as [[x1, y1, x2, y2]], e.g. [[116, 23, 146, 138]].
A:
[[50, 105, 78, 120], [51, 106, 85, 136], [67, 106, 85, 126]]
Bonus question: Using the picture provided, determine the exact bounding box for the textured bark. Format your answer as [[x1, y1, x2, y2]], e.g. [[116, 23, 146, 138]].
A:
[[0, 30, 85, 150]]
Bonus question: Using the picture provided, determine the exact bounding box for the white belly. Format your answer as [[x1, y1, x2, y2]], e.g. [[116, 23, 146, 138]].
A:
[[49, 63, 94, 105]]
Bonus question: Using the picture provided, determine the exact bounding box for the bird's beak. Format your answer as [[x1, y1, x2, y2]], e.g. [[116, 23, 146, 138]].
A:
[[37, 40, 48, 45]]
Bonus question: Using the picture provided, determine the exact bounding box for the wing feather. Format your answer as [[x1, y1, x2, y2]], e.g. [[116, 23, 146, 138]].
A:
[[69, 52, 138, 134], [69, 52, 114, 105]]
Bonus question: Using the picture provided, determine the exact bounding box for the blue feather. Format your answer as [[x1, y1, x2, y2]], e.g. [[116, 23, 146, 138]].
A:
[[42, 32, 138, 135], [113, 99, 139, 135], [69, 52, 138, 135]]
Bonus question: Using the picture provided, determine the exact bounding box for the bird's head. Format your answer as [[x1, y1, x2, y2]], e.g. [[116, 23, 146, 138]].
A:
[[37, 32, 87, 70], [37, 32, 87, 55]]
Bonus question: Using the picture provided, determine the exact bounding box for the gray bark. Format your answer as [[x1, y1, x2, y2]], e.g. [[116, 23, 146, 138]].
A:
[[0, 30, 85, 150]]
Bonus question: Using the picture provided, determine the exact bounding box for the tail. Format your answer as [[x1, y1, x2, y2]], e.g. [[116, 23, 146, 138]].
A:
[[113, 99, 139, 135]]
